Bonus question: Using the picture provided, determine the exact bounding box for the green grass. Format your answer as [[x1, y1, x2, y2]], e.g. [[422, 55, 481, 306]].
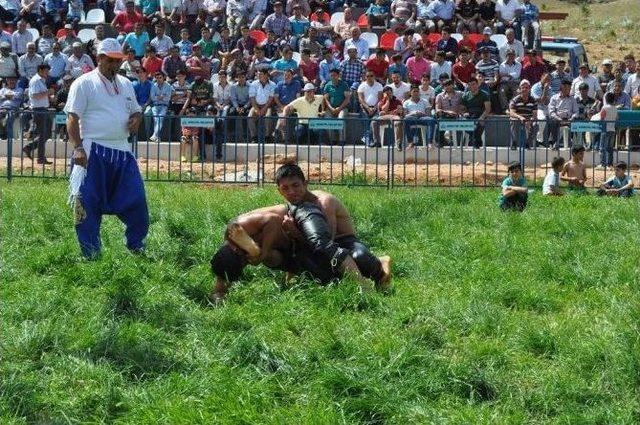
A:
[[1, 180, 640, 424]]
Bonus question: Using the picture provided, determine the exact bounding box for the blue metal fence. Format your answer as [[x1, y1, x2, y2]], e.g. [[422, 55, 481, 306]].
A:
[[1, 110, 639, 188]]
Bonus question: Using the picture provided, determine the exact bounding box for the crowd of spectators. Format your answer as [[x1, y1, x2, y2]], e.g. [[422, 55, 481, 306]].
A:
[[0, 0, 639, 163]]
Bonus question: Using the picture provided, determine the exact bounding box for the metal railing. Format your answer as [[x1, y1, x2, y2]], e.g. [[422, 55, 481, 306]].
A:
[[1, 110, 639, 189]]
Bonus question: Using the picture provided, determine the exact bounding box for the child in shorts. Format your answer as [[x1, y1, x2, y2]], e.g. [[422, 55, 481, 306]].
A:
[[542, 156, 565, 196], [597, 161, 635, 197], [561, 144, 587, 191], [500, 161, 529, 211]]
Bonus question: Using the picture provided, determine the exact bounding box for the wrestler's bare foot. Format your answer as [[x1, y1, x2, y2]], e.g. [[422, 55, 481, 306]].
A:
[[227, 223, 261, 258], [376, 256, 393, 293]]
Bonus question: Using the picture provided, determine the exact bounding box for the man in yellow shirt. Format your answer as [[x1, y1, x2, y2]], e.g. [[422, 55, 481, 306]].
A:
[[277, 83, 325, 144]]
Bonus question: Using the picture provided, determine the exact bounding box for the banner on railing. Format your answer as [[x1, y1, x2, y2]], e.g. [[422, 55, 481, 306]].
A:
[[309, 119, 344, 130], [180, 117, 216, 128], [439, 120, 476, 131], [571, 122, 603, 133], [54, 114, 66, 125]]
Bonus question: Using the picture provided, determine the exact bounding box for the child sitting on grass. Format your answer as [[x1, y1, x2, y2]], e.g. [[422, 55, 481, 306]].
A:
[[561, 144, 587, 191], [180, 108, 200, 163], [597, 161, 635, 197], [543, 156, 565, 196], [500, 161, 529, 211]]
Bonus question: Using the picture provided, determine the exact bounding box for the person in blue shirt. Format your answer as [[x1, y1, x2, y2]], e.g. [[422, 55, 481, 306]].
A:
[[598, 161, 636, 197], [319, 49, 340, 88], [274, 68, 302, 142], [500, 161, 528, 211], [387, 54, 408, 83], [288, 5, 310, 50], [271, 47, 299, 85], [365, 0, 390, 27], [520, 0, 540, 50], [132, 67, 152, 137], [175, 28, 193, 59], [122, 22, 150, 60], [436, 28, 458, 56], [149, 71, 173, 142]]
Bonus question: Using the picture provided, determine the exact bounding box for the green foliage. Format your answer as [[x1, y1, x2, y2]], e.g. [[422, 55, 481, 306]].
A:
[[1, 181, 639, 423]]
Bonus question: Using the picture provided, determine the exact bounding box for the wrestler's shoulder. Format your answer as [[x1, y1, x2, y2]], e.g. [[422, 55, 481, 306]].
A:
[[310, 190, 339, 201], [240, 204, 288, 218]]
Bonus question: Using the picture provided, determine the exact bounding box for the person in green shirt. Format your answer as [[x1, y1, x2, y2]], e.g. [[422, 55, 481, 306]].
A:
[[322, 68, 351, 144], [196, 27, 217, 59], [500, 161, 529, 211], [185, 75, 213, 113], [460, 76, 491, 148]]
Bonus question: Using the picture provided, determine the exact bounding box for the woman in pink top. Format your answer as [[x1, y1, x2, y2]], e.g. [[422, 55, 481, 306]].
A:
[[406, 46, 431, 85]]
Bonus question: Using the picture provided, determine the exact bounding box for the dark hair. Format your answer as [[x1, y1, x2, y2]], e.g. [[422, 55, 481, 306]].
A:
[[507, 161, 521, 172], [458, 47, 470, 55], [571, 144, 585, 155], [275, 163, 306, 184], [37, 64, 51, 71], [329, 68, 340, 74], [391, 53, 402, 60], [614, 161, 627, 170], [551, 156, 565, 168], [604, 92, 615, 104], [301, 48, 311, 56]]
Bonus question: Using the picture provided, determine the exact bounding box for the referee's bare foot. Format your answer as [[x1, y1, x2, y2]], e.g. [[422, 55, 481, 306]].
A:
[[227, 223, 261, 258], [377, 256, 393, 293]]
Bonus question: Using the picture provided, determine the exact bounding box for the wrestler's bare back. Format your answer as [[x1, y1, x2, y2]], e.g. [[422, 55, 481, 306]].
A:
[[308, 190, 355, 239], [234, 204, 290, 251]]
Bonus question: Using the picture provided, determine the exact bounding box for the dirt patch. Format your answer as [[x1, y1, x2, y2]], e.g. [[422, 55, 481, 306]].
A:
[[3, 156, 637, 189]]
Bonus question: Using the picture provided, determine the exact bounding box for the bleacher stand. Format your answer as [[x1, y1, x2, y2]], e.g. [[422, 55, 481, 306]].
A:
[[0, 0, 638, 155]]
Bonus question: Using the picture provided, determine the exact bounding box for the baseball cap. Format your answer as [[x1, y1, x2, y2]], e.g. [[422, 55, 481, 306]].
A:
[[0, 41, 10, 48], [578, 82, 589, 90], [579, 62, 589, 69], [602, 59, 613, 66], [347, 45, 357, 51], [97, 38, 127, 59], [64, 23, 73, 29], [72, 41, 82, 48], [519, 79, 531, 87], [482, 27, 492, 35], [555, 58, 566, 64], [303, 83, 315, 92]]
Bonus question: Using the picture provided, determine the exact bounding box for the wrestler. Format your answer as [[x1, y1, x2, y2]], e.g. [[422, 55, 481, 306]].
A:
[[209, 205, 294, 303], [275, 163, 392, 293]]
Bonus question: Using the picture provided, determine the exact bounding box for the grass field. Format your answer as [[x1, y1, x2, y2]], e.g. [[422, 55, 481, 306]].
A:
[[1, 180, 639, 424]]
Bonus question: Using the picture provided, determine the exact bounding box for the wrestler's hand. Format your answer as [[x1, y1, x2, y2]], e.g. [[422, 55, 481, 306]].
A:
[[73, 146, 88, 168], [128, 114, 141, 134], [282, 215, 302, 240]]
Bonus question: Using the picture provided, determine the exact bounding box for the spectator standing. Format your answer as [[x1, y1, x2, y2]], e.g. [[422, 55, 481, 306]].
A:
[[149, 71, 173, 142], [248, 68, 275, 142], [357, 70, 383, 147], [23, 64, 52, 164], [212, 70, 232, 129], [508, 79, 537, 149], [520, 0, 540, 49]]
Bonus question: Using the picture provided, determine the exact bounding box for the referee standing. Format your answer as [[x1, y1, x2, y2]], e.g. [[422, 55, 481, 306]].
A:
[[64, 38, 148, 258]]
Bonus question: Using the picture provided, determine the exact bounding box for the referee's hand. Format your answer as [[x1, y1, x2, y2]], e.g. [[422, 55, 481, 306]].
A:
[[73, 147, 87, 168]]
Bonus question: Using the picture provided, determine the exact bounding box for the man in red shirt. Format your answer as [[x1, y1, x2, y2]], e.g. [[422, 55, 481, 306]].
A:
[[366, 48, 389, 84], [521, 49, 546, 85], [370, 86, 404, 149], [299, 48, 320, 86], [111, 1, 143, 35], [452, 47, 476, 90], [457, 28, 476, 53], [141, 46, 163, 76]]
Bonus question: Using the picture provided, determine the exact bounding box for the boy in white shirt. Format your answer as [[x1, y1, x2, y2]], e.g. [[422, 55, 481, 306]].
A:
[[598, 92, 619, 169], [542, 156, 565, 196]]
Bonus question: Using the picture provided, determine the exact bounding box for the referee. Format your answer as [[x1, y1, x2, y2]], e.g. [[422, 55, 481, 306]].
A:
[[64, 38, 148, 258]]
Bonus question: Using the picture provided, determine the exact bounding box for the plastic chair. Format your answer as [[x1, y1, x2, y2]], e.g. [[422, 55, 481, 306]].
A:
[[77, 28, 96, 44], [450, 33, 462, 42], [330, 12, 344, 27], [379, 31, 398, 50], [490, 34, 508, 48], [357, 14, 368, 29], [27, 28, 39, 41], [360, 32, 378, 50], [292, 51, 301, 64], [426, 33, 441, 45], [248, 29, 267, 46], [84, 9, 106, 25]]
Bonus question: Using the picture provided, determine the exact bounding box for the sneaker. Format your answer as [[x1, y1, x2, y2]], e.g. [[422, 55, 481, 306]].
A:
[[149, 136, 158, 142]]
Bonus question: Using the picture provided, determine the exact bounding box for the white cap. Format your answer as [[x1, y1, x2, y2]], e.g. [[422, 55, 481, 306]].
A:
[[483, 27, 492, 35], [303, 83, 316, 91], [519, 79, 531, 87], [97, 38, 126, 59], [602, 59, 613, 66]]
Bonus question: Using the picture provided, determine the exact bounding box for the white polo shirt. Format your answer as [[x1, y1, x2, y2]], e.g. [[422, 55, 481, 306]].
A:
[[496, 0, 522, 21], [357, 80, 383, 107], [248, 79, 276, 105], [64, 69, 142, 151]]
